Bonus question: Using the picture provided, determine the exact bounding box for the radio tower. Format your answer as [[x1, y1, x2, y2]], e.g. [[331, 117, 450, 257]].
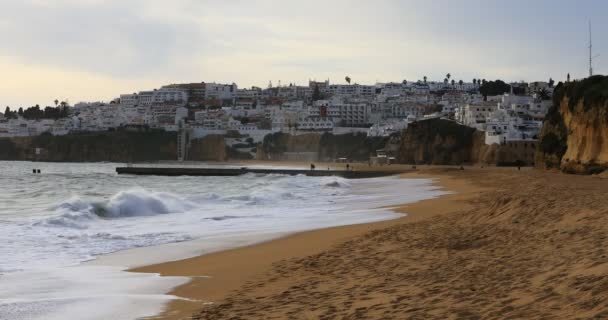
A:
[[588, 21, 599, 77]]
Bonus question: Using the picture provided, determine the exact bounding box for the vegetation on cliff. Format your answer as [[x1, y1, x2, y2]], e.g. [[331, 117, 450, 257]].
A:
[[552, 75, 608, 111]]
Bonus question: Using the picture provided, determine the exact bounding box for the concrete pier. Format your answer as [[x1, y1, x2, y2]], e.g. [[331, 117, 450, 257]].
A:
[[115, 166, 400, 179]]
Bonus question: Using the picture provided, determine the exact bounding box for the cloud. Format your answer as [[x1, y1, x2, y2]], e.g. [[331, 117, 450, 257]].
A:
[[0, 0, 605, 105], [0, 0, 205, 78]]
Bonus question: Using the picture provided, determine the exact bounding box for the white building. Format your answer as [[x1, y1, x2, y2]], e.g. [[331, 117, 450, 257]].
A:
[[328, 84, 375, 98], [152, 88, 188, 106], [237, 87, 262, 100], [138, 91, 155, 106], [205, 83, 238, 102], [455, 102, 498, 130], [119, 93, 140, 107], [296, 117, 334, 131]]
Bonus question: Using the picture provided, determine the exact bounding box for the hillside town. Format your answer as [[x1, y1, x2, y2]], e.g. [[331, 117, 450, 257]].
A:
[[0, 76, 556, 156]]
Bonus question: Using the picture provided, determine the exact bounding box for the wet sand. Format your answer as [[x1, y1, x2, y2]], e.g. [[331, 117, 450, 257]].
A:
[[135, 166, 608, 319]]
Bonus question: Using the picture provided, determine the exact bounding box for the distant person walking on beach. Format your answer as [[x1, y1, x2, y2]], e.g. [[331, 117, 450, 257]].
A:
[[310, 163, 315, 171], [346, 164, 350, 171]]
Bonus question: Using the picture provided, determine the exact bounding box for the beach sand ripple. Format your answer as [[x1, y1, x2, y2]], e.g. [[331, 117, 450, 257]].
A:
[[192, 169, 608, 320]]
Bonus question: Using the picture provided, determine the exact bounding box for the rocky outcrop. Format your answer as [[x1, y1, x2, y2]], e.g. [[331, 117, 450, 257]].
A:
[[397, 119, 476, 165], [536, 75, 608, 174], [397, 119, 536, 166]]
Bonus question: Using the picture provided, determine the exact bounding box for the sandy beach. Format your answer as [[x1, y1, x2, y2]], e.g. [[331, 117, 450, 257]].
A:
[[135, 166, 608, 319]]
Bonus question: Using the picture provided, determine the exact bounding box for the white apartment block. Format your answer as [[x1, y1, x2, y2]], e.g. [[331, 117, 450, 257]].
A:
[[328, 84, 375, 98], [237, 87, 262, 100], [205, 83, 238, 101], [120, 93, 140, 107], [152, 88, 188, 105], [296, 117, 334, 131], [455, 102, 498, 130], [310, 99, 371, 126]]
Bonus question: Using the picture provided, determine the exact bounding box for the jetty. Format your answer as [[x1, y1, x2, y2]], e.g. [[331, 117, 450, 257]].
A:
[[115, 166, 399, 179]]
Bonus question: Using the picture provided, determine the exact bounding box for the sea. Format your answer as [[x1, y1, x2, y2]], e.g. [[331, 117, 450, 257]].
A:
[[0, 161, 447, 320]]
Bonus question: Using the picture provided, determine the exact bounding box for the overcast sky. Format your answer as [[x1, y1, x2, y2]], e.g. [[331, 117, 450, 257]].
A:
[[1, 0, 606, 107]]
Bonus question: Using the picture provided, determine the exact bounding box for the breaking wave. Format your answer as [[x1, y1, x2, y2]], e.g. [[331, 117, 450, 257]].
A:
[[39, 189, 195, 229]]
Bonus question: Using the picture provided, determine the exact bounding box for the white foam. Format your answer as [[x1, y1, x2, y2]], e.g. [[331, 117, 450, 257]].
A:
[[0, 266, 187, 320]]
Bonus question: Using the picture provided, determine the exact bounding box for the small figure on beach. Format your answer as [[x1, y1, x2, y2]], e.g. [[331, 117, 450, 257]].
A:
[[346, 164, 350, 171], [310, 163, 315, 171], [32, 169, 36, 174]]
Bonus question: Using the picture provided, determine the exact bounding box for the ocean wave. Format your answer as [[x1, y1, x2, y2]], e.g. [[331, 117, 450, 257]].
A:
[[320, 177, 351, 188], [37, 189, 196, 229]]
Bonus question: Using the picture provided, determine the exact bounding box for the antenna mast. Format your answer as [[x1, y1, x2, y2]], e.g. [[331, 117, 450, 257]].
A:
[[589, 21, 593, 77], [589, 21, 599, 77]]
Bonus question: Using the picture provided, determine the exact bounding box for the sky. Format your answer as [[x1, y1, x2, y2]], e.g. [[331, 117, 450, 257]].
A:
[[0, 0, 606, 107]]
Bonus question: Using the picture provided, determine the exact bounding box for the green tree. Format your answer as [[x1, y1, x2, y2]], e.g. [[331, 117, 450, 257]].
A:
[[459, 80, 464, 86], [423, 76, 427, 83], [451, 79, 455, 87], [548, 78, 555, 88], [479, 80, 511, 97], [446, 73, 451, 81]]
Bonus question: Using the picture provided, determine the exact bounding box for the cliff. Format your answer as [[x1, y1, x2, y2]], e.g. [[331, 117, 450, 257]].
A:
[[397, 119, 536, 166], [257, 132, 388, 161], [0, 129, 177, 162], [536, 75, 608, 174], [188, 135, 227, 161]]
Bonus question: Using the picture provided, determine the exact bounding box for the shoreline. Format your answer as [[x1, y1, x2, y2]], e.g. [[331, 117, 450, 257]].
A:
[[133, 168, 484, 319]]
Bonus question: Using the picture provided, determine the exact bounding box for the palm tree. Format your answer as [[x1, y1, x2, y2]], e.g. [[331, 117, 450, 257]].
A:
[[451, 79, 456, 87], [473, 79, 477, 85], [54, 99, 59, 107], [537, 88, 550, 100], [459, 80, 464, 87], [446, 73, 451, 81], [444, 78, 448, 85], [423, 76, 427, 84]]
